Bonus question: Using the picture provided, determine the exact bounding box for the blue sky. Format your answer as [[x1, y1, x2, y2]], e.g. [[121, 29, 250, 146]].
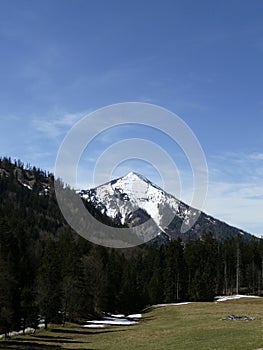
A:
[[1, 0, 263, 236]]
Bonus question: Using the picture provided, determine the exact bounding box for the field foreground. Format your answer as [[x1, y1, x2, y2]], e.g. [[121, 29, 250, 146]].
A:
[[1, 298, 263, 350]]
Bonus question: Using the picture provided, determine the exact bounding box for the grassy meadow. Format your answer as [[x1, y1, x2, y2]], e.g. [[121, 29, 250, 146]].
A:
[[1, 298, 263, 350]]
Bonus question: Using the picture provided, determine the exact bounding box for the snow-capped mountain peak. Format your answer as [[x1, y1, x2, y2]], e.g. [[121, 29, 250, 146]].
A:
[[123, 171, 155, 184], [118, 171, 164, 193], [80, 172, 181, 230], [80, 172, 252, 242]]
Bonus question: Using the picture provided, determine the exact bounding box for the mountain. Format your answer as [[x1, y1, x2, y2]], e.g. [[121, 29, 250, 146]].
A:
[[0, 157, 254, 244], [80, 172, 254, 242]]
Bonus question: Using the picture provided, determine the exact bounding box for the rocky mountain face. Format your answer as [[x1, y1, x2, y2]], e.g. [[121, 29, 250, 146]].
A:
[[80, 172, 253, 242], [0, 157, 53, 196]]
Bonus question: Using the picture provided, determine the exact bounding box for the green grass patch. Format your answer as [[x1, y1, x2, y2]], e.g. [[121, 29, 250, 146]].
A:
[[1, 298, 263, 349]]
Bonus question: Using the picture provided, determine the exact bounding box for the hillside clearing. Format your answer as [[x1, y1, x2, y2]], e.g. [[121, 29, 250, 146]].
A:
[[1, 298, 263, 350]]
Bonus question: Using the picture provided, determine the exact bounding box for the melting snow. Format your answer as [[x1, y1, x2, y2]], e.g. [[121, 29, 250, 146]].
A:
[[0, 323, 45, 339], [127, 313, 142, 319], [81, 172, 183, 229], [214, 295, 260, 302], [110, 314, 125, 318], [83, 314, 139, 328], [84, 324, 107, 328], [153, 302, 191, 307], [22, 183, 32, 190]]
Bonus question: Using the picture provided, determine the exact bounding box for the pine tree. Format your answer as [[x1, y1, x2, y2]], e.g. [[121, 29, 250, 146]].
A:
[[37, 239, 62, 329], [0, 256, 17, 337], [164, 239, 185, 302], [20, 287, 39, 333]]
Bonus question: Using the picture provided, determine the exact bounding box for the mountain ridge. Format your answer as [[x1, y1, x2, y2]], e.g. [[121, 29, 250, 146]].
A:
[[80, 171, 254, 242], [0, 157, 255, 243]]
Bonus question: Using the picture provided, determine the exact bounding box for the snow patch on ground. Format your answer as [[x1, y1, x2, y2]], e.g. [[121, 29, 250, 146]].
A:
[[0, 324, 45, 339], [83, 315, 139, 328], [214, 294, 260, 302], [84, 324, 107, 328], [153, 302, 191, 307], [110, 314, 125, 318], [0, 328, 34, 339], [127, 313, 142, 319], [22, 183, 32, 190]]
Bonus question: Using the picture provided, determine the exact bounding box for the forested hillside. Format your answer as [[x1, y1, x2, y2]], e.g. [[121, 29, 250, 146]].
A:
[[0, 157, 263, 337]]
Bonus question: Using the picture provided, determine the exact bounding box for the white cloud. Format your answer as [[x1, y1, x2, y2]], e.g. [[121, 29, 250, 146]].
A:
[[33, 111, 90, 138], [204, 151, 263, 236], [248, 152, 263, 161], [204, 180, 263, 236]]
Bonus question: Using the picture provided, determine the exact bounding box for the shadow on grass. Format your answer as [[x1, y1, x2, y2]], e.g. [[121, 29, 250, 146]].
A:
[[0, 326, 126, 350], [0, 341, 96, 350], [0, 337, 94, 350], [0, 340, 61, 349], [141, 308, 156, 320], [143, 306, 155, 313], [51, 328, 127, 335], [30, 334, 71, 340], [16, 336, 84, 344]]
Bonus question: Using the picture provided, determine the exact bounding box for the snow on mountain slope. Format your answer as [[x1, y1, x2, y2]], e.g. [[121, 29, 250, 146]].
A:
[[80, 172, 253, 242], [80, 172, 189, 232]]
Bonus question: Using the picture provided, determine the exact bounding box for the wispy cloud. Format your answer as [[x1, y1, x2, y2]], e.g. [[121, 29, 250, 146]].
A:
[[248, 152, 263, 161], [205, 180, 263, 236], [245, 194, 263, 200], [33, 111, 90, 138], [204, 151, 263, 236]]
